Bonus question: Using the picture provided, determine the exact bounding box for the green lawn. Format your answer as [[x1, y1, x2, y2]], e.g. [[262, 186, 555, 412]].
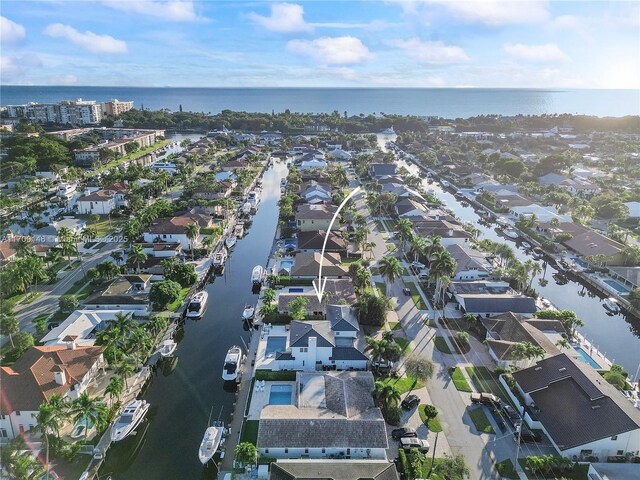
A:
[[449, 367, 472, 392], [405, 282, 428, 310], [385, 243, 397, 253], [93, 140, 170, 174], [393, 336, 411, 354], [34, 313, 50, 324], [519, 459, 589, 480], [254, 370, 297, 381], [240, 420, 259, 445], [167, 287, 190, 312], [79, 215, 126, 237], [388, 321, 402, 331], [468, 406, 494, 434], [379, 376, 424, 395], [434, 336, 452, 354], [465, 366, 511, 403], [418, 405, 443, 432], [375, 282, 387, 297], [21, 292, 43, 304]]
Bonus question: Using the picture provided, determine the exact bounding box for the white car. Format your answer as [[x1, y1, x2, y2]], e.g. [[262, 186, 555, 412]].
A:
[[400, 437, 430, 452], [411, 261, 426, 270]]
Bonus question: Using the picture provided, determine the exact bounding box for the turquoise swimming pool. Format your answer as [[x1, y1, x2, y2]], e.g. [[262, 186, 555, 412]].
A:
[[269, 384, 293, 405], [603, 279, 631, 294], [575, 346, 601, 369]]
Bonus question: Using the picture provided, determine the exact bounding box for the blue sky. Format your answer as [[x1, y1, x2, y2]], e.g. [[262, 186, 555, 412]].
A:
[[1, 1, 639, 88]]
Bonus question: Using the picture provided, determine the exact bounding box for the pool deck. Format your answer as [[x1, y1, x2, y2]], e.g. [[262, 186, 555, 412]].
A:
[[247, 380, 296, 420]]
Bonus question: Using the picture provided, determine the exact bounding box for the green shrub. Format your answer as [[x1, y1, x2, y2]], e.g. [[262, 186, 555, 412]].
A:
[[398, 449, 410, 480]]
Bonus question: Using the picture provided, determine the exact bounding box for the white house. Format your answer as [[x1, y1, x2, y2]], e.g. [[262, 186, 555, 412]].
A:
[[144, 213, 212, 249], [0, 345, 105, 439], [77, 189, 117, 215], [300, 159, 328, 170], [509, 204, 571, 224], [257, 371, 388, 460], [446, 244, 493, 281], [510, 354, 640, 460], [41, 310, 129, 347], [327, 148, 352, 161], [83, 275, 152, 315]]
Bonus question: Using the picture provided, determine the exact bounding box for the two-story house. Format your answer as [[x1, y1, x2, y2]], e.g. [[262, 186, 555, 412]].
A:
[[144, 213, 212, 249], [446, 244, 493, 280], [295, 204, 338, 232], [83, 274, 152, 315]]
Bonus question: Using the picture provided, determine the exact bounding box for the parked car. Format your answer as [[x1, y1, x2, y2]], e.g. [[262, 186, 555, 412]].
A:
[[402, 287, 411, 296], [400, 437, 430, 453], [411, 261, 426, 270], [501, 404, 521, 426], [392, 427, 417, 440], [401, 394, 420, 410], [515, 427, 542, 443], [470, 392, 501, 406]]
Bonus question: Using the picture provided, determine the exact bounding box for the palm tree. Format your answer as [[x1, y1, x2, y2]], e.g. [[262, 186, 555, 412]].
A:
[[110, 250, 124, 265], [185, 222, 200, 260], [510, 342, 529, 369], [69, 393, 106, 440], [26, 255, 47, 297], [60, 240, 76, 269], [555, 338, 570, 349], [372, 381, 401, 413], [81, 226, 98, 242], [32, 403, 61, 479], [262, 288, 276, 306], [116, 361, 134, 390], [396, 218, 413, 252], [354, 267, 372, 291], [428, 250, 456, 294], [408, 235, 427, 264], [105, 376, 124, 407], [45, 248, 62, 267], [525, 259, 543, 291], [365, 336, 386, 370], [438, 275, 451, 316], [378, 256, 403, 293], [129, 244, 148, 273]]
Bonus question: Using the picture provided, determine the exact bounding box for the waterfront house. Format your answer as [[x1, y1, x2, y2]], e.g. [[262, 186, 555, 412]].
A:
[[144, 213, 212, 249], [138, 242, 182, 258], [448, 281, 537, 317], [83, 274, 151, 315], [301, 184, 332, 204], [381, 183, 425, 202], [220, 159, 249, 171], [296, 230, 348, 255], [31, 218, 87, 245], [394, 198, 429, 220], [276, 280, 356, 314], [0, 345, 105, 440], [291, 252, 348, 279], [300, 159, 328, 171], [411, 218, 471, 247], [269, 460, 399, 479], [480, 312, 565, 369], [76, 189, 117, 215], [278, 291, 325, 317], [369, 164, 397, 178], [446, 244, 493, 280], [539, 222, 626, 265], [41, 310, 133, 347], [295, 204, 339, 232], [0, 239, 17, 266], [509, 353, 640, 460], [257, 306, 366, 372], [256, 371, 388, 459], [327, 148, 352, 161], [509, 204, 570, 224]]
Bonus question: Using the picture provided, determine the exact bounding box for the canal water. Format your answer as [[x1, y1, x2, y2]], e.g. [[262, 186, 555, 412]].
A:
[[101, 160, 288, 479], [395, 156, 640, 375]]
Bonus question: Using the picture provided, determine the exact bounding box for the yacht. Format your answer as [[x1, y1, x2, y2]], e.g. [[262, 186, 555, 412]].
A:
[[198, 424, 225, 464], [251, 265, 265, 285], [603, 297, 621, 314], [503, 228, 519, 240], [380, 126, 395, 135], [521, 241, 532, 250], [222, 346, 244, 382], [496, 217, 510, 227], [225, 235, 237, 249], [186, 291, 208, 318], [242, 202, 252, 215], [247, 190, 260, 209], [212, 250, 227, 268], [441, 180, 451, 188], [233, 223, 244, 238], [158, 339, 177, 357], [242, 304, 255, 320], [111, 400, 150, 442]]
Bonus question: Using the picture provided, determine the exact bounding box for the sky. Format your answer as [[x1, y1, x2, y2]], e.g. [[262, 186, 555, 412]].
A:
[[1, 0, 639, 88]]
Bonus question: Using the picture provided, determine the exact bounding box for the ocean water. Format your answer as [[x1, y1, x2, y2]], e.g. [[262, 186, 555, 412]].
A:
[[1, 86, 638, 118]]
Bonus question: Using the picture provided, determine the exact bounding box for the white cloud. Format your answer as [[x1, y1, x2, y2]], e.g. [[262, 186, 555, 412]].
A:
[[102, 0, 199, 22], [248, 3, 312, 33], [43, 24, 128, 54], [1, 16, 26, 44], [49, 74, 78, 85], [391, 38, 469, 65], [503, 43, 569, 63], [400, 0, 550, 26], [0, 54, 42, 81], [318, 66, 358, 80], [550, 15, 580, 30], [287, 36, 372, 65]]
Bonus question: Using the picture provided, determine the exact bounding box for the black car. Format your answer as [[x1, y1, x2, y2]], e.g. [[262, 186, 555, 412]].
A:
[[402, 287, 411, 296], [516, 427, 542, 443], [401, 394, 420, 410], [391, 427, 417, 440]]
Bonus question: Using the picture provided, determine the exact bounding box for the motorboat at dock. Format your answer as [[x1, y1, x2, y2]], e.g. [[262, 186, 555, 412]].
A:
[[198, 424, 225, 464], [242, 304, 255, 320], [186, 291, 208, 318], [157, 339, 177, 357], [225, 235, 237, 249], [111, 400, 150, 442], [251, 265, 265, 285], [222, 346, 244, 382], [603, 297, 621, 314]]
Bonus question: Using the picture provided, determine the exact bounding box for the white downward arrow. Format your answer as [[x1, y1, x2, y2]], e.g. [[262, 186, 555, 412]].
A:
[[313, 186, 361, 302]]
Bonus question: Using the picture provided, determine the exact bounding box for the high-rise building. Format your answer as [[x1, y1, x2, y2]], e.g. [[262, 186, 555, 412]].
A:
[[102, 99, 134, 116], [3, 98, 133, 125]]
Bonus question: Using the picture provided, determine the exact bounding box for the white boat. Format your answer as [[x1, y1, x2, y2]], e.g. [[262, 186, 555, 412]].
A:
[[247, 190, 260, 209], [503, 228, 519, 240], [497, 217, 510, 227], [603, 297, 620, 313], [225, 235, 237, 249], [212, 250, 227, 267], [233, 223, 244, 238], [441, 180, 450, 188], [186, 291, 208, 318], [242, 304, 255, 320], [521, 241, 532, 249], [198, 425, 225, 464], [158, 339, 177, 357], [380, 127, 395, 135], [111, 400, 149, 442], [251, 265, 265, 285], [242, 202, 252, 215], [222, 346, 244, 381]]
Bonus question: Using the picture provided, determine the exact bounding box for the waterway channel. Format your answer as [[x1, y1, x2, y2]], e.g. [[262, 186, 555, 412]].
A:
[[394, 156, 640, 375], [100, 160, 288, 479]]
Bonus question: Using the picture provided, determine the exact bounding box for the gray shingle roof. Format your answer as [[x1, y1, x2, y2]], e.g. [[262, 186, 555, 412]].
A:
[[330, 347, 368, 361], [269, 460, 400, 480], [289, 321, 334, 348], [326, 305, 359, 332], [512, 353, 640, 450], [370, 164, 397, 177], [459, 295, 537, 314]]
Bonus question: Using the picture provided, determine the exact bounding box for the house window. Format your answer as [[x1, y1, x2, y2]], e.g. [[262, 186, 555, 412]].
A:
[[617, 450, 624, 456], [284, 448, 288, 454], [0, 428, 7, 438], [15, 411, 20, 416], [18, 425, 24, 434], [611, 435, 618, 440], [346, 448, 351, 456], [300, 347, 308, 352], [305, 448, 309, 454], [265, 449, 269, 454], [322, 448, 326, 454]]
